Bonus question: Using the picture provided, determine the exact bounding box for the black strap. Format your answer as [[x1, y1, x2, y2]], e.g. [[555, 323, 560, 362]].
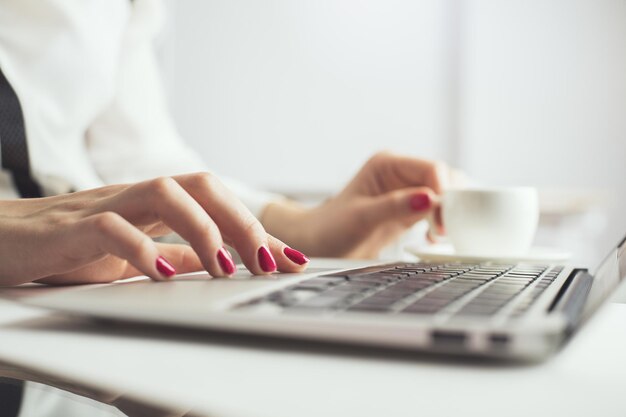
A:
[[0, 65, 42, 198], [0, 377, 24, 417]]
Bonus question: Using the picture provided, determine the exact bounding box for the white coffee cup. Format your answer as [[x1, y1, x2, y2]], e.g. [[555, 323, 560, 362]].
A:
[[441, 187, 539, 256]]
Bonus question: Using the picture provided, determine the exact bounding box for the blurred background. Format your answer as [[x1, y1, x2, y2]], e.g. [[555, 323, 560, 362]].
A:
[[156, 0, 625, 266]]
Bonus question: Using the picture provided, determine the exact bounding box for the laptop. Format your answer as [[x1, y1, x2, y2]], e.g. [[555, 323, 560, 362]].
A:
[[19, 233, 626, 362]]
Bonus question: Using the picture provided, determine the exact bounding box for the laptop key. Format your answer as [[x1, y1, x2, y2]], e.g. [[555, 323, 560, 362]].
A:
[[395, 268, 430, 273], [347, 302, 392, 312], [510, 284, 552, 316], [474, 290, 519, 300], [455, 275, 491, 281], [331, 282, 378, 291], [370, 289, 411, 301], [390, 281, 431, 291], [457, 304, 501, 316], [487, 283, 526, 291], [401, 299, 448, 314], [411, 274, 448, 281], [348, 274, 402, 283]]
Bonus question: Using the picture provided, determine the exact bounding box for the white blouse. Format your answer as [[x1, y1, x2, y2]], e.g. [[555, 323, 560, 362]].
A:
[[0, 0, 278, 217]]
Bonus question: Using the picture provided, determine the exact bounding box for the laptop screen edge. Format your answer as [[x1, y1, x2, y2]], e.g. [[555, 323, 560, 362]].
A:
[[579, 233, 626, 322]]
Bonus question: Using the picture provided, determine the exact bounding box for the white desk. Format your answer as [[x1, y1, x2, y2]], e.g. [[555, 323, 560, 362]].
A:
[[1, 275, 626, 417]]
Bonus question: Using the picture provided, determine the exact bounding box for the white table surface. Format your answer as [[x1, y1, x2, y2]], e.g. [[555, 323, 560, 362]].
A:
[[1, 271, 626, 417]]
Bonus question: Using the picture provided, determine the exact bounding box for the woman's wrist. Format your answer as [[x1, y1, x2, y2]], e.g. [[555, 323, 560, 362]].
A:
[[0, 197, 50, 216]]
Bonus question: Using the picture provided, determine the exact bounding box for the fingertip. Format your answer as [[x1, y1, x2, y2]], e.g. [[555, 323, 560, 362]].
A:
[[257, 245, 277, 274], [267, 238, 309, 273], [155, 243, 205, 276], [217, 247, 237, 276], [156, 255, 176, 279], [283, 246, 310, 266], [409, 193, 432, 212]]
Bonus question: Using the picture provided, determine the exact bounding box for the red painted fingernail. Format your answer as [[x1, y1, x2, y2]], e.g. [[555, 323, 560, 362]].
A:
[[156, 256, 176, 278], [409, 194, 431, 211], [217, 247, 237, 275], [283, 247, 309, 265], [257, 246, 277, 273]]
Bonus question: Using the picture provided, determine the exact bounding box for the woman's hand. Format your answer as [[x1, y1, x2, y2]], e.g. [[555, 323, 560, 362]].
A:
[[262, 151, 464, 258], [0, 173, 309, 286]]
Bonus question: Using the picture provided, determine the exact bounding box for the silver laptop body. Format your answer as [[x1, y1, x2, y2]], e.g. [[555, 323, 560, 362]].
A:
[[20, 234, 626, 361]]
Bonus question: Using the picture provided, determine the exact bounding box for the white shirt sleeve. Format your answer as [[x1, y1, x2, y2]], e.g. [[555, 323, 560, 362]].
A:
[[85, 0, 281, 218]]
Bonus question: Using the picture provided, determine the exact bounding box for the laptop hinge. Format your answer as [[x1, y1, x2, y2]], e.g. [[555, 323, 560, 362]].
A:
[[549, 269, 594, 332]]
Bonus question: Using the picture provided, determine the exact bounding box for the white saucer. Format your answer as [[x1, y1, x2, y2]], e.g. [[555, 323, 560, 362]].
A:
[[405, 243, 572, 263]]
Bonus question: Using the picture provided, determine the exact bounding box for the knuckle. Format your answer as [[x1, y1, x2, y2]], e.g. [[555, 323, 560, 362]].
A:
[[429, 161, 449, 190], [368, 150, 392, 167], [89, 211, 121, 235], [45, 212, 74, 227], [149, 176, 178, 197], [192, 171, 222, 193], [429, 160, 447, 176]]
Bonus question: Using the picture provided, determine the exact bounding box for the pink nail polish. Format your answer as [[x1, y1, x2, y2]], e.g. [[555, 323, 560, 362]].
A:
[[156, 256, 176, 277], [257, 246, 277, 273], [283, 247, 309, 265], [217, 247, 237, 275], [409, 194, 431, 211]]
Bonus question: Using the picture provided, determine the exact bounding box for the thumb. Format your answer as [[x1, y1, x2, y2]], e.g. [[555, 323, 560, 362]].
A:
[[359, 187, 438, 227]]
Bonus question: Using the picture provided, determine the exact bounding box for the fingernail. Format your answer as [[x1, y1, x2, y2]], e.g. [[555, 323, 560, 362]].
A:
[[217, 247, 237, 275], [409, 193, 431, 211], [257, 246, 277, 273], [283, 247, 309, 265], [156, 256, 176, 278]]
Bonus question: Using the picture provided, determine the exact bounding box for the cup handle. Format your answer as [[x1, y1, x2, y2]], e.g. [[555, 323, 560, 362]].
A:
[[426, 206, 449, 244]]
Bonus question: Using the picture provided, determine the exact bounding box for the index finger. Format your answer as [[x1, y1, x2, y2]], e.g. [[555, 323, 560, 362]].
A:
[[371, 152, 450, 194]]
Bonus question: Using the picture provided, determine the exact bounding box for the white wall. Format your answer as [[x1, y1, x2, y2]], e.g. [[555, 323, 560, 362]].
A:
[[159, 0, 453, 192], [459, 0, 626, 256], [461, 0, 626, 189], [158, 0, 626, 260]]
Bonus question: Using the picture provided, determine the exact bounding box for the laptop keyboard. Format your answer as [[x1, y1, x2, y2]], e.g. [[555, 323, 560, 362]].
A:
[[238, 262, 564, 319]]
